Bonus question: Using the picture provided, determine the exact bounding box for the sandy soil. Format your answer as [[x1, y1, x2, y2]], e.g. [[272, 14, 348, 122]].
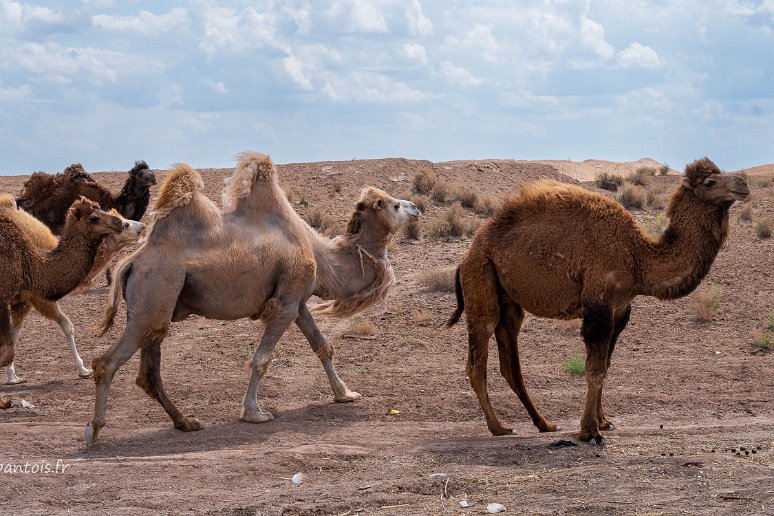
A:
[[1, 158, 773, 515]]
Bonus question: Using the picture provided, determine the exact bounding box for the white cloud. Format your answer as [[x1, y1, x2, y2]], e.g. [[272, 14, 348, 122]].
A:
[[212, 81, 228, 94], [443, 24, 500, 62], [92, 8, 189, 36], [283, 55, 313, 90], [321, 71, 427, 102], [0, 83, 32, 101], [198, 6, 281, 55], [617, 42, 662, 69], [404, 0, 432, 36], [401, 42, 427, 64], [439, 61, 481, 87]]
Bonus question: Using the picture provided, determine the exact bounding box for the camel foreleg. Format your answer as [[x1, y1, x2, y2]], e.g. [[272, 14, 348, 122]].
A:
[[4, 300, 30, 385], [296, 304, 360, 402], [579, 304, 614, 445], [31, 298, 93, 379], [596, 304, 632, 431], [240, 300, 299, 424]]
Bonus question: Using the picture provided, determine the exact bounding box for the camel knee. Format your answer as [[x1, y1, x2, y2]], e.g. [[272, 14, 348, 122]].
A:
[[315, 338, 334, 360]]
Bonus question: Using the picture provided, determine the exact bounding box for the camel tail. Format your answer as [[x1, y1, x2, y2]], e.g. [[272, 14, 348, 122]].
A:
[[97, 259, 133, 337], [445, 267, 464, 328]]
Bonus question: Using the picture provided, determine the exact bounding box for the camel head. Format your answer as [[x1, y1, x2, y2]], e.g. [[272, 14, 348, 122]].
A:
[[129, 161, 156, 188], [66, 197, 124, 240], [346, 187, 421, 235], [108, 208, 146, 243], [680, 157, 750, 206]]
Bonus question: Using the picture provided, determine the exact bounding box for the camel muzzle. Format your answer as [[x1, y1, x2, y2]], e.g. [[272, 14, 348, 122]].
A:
[[730, 177, 750, 201]]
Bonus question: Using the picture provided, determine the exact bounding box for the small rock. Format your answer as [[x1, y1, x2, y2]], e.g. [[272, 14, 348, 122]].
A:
[[428, 473, 447, 479], [459, 499, 473, 508], [487, 502, 506, 513], [291, 473, 304, 486], [20, 399, 35, 409]]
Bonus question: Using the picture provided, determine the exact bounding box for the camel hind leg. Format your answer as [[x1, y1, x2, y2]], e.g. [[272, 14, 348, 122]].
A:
[[494, 299, 558, 433], [296, 304, 360, 402], [30, 298, 93, 379], [136, 342, 201, 432], [462, 260, 512, 436]]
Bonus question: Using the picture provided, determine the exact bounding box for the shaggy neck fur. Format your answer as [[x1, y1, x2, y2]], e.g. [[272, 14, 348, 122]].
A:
[[310, 210, 396, 317], [28, 219, 104, 301], [115, 162, 152, 221], [637, 187, 729, 300]]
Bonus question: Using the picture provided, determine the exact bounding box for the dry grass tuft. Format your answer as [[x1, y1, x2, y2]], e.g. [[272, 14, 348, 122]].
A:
[[431, 182, 450, 203], [403, 219, 421, 240], [474, 194, 498, 216], [411, 194, 429, 213], [554, 319, 581, 334], [348, 318, 377, 336], [751, 329, 772, 351], [306, 208, 335, 232], [646, 186, 665, 210], [690, 286, 721, 322], [616, 184, 646, 210], [738, 202, 753, 221], [412, 310, 434, 326], [595, 172, 624, 191], [658, 164, 670, 176], [755, 219, 772, 239], [414, 168, 436, 194], [627, 167, 655, 186], [417, 266, 456, 292], [428, 203, 466, 237], [454, 188, 477, 209]]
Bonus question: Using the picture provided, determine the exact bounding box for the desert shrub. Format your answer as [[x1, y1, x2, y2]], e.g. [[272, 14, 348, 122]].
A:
[[474, 194, 498, 216], [755, 219, 772, 239], [348, 318, 376, 336], [616, 184, 646, 210], [454, 188, 478, 209], [646, 213, 670, 239], [690, 286, 720, 322], [411, 194, 429, 214], [658, 164, 670, 176], [627, 167, 655, 186], [595, 172, 624, 191], [564, 353, 585, 375], [768, 311, 774, 331], [738, 203, 753, 221], [757, 178, 771, 188], [417, 266, 456, 292], [431, 182, 450, 203], [306, 208, 335, 232], [428, 203, 466, 237], [752, 330, 772, 351], [646, 186, 665, 210], [404, 219, 421, 240], [466, 217, 481, 237], [414, 167, 436, 194]]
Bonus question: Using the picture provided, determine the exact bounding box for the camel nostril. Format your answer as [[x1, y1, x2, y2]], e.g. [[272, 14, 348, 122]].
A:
[[123, 222, 129, 229]]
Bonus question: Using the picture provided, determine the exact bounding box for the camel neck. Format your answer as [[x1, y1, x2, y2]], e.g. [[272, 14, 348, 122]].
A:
[[29, 228, 101, 301], [637, 188, 729, 300]]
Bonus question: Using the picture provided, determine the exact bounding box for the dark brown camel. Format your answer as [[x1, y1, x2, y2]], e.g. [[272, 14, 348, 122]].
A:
[[446, 158, 749, 444]]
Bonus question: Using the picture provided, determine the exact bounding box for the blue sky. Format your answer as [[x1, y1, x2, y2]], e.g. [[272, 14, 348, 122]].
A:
[[1, 0, 773, 175]]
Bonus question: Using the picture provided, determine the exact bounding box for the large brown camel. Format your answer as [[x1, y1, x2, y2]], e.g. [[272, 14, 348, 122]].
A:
[[86, 152, 420, 444], [446, 158, 749, 444], [0, 194, 144, 385], [1, 196, 126, 409]]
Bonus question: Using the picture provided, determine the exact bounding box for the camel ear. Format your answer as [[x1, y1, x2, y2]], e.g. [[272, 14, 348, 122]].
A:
[[373, 198, 384, 210], [681, 177, 694, 190]]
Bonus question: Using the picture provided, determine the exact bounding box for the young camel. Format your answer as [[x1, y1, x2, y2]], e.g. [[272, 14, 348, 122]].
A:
[[446, 158, 749, 444], [0, 194, 144, 384], [86, 152, 420, 444], [1, 197, 126, 409]]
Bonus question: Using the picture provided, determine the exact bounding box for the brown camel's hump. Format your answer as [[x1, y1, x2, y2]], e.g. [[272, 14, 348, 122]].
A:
[[221, 151, 277, 212], [0, 198, 58, 249], [152, 163, 204, 219], [493, 180, 636, 227]]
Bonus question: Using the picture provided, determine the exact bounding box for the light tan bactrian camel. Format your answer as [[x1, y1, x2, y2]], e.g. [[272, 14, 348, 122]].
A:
[[1, 196, 127, 409], [86, 152, 420, 444], [446, 158, 749, 444], [0, 193, 144, 385]]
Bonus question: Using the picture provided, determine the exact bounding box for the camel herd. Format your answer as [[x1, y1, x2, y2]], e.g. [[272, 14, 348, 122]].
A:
[[0, 153, 749, 447]]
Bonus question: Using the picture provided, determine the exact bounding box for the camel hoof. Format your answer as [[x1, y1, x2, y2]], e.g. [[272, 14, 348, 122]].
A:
[[334, 390, 361, 403], [240, 411, 274, 424], [587, 436, 605, 446], [176, 416, 202, 432], [78, 369, 94, 379], [6, 376, 27, 385], [600, 421, 616, 431], [85, 422, 97, 446], [539, 423, 561, 433], [490, 427, 514, 436]]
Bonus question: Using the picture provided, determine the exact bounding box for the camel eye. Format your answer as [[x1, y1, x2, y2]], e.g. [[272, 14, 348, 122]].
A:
[[88, 215, 99, 223], [704, 178, 716, 187]]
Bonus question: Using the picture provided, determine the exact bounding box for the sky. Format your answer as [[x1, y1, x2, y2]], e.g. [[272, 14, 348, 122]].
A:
[[1, 0, 773, 176]]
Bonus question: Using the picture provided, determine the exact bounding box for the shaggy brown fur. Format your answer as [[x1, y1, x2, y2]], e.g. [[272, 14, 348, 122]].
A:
[[17, 161, 155, 234], [0, 197, 125, 408], [86, 152, 419, 444], [447, 158, 749, 444]]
